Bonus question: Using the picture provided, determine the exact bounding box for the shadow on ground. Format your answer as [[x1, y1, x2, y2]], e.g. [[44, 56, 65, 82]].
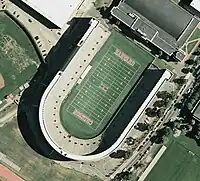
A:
[[17, 18, 91, 160]]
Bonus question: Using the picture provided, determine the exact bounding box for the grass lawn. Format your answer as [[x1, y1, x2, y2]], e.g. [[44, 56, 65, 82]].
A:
[[0, 120, 101, 181], [187, 41, 198, 54], [188, 27, 200, 43], [60, 31, 154, 139], [145, 136, 200, 181], [0, 12, 40, 100], [153, 58, 173, 71], [182, 27, 200, 54]]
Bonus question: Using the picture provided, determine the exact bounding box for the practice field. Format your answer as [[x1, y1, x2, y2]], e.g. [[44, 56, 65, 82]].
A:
[[0, 12, 40, 99], [145, 137, 200, 181], [60, 31, 154, 139]]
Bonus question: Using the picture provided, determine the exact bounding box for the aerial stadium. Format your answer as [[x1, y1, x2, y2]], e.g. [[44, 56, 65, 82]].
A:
[[39, 19, 172, 161]]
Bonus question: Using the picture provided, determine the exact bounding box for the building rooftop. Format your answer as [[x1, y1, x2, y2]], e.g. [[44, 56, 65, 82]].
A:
[[111, 0, 199, 58], [21, 0, 84, 28], [125, 0, 192, 39], [191, 0, 200, 12]]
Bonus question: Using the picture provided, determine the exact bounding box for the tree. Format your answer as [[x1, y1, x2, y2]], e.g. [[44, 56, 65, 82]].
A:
[[174, 102, 184, 109], [135, 123, 150, 132], [114, 171, 135, 181], [189, 67, 195, 74], [185, 59, 194, 65], [181, 68, 190, 74], [145, 107, 157, 117], [156, 108, 165, 118], [152, 127, 172, 144], [153, 99, 167, 108], [124, 150, 132, 159], [110, 150, 125, 159], [156, 91, 173, 100], [173, 78, 186, 86], [192, 50, 200, 56], [110, 150, 132, 159]]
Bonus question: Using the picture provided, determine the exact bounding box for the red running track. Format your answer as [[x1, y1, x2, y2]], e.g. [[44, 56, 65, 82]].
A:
[[0, 164, 24, 181]]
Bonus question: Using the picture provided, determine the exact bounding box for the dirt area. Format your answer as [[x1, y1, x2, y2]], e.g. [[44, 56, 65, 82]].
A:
[[0, 74, 5, 89]]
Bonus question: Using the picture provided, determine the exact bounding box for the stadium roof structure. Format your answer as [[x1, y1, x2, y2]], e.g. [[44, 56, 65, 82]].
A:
[[21, 0, 84, 28], [39, 20, 172, 161], [111, 0, 199, 60]]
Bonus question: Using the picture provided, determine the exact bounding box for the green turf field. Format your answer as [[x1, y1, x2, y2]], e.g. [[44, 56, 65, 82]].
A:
[[0, 12, 40, 99], [145, 137, 200, 181], [60, 31, 154, 139]]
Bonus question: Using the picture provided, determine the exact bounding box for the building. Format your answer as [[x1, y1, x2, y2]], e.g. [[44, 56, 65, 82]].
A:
[[111, 0, 199, 60], [20, 0, 84, 28], [39, 20, 172, 161], [191, 0, 200, 13], [193, 102, 200, 121]]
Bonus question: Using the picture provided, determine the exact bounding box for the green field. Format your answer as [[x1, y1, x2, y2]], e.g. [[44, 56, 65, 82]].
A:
[[60, 31, 154, 139], [145, 137, 200, 181], [153, 58, 173, 71], [181, 27, 200, 54], [0, 12, 40, 99]]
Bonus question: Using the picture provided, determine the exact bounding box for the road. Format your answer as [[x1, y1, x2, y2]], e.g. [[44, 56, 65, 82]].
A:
[[0, 107, 17, 127]]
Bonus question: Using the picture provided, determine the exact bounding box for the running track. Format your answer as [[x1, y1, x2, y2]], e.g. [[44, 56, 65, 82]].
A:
[[0, 164, 24, 181]]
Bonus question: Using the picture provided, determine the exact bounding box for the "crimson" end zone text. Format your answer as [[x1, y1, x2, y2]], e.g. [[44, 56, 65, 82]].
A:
[[115, 48, 135, 66]]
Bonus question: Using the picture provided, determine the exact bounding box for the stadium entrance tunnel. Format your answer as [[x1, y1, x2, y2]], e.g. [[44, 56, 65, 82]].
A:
[[17, 18, 92, 160]]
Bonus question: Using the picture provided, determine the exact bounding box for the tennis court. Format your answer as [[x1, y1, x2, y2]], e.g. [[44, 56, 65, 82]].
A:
[[60, 31, 154, 139]]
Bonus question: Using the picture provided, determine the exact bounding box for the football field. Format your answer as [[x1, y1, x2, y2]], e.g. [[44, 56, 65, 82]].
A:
[[60, 31, 154, 139]]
